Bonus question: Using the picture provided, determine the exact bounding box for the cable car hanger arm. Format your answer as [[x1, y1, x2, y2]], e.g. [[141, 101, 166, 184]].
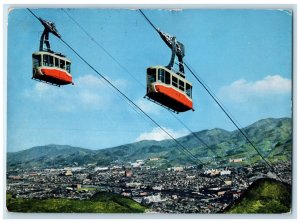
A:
[[38, 17, 61, 51], [139, 9, 185, 73]]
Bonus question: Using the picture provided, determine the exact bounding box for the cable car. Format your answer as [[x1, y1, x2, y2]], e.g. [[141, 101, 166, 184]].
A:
[[32, 17, 73, 86], [144, 29, 194, 113], [146, 65, 193, 113], [32, 51, 73, 86]]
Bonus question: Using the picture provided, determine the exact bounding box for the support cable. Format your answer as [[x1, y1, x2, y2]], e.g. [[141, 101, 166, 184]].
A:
[[27, 8, 203, 166], [62, 8, 221, 165], [61, 9, 145, 89], [60, 38, 201, 164], [138, 9, 283, 182], [184, 62, 281, 179]]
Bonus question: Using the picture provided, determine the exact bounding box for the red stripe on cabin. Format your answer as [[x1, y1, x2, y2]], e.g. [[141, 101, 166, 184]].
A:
[[41, 68, 72, 84], [154, 84, 193, 110]]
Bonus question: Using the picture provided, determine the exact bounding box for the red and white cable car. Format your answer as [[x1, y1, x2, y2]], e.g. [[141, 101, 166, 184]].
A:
[[146, 66, 193, 112], [32, 17, 73, 86], [145, 29, 194, 113], [32, 51, 72, 86]]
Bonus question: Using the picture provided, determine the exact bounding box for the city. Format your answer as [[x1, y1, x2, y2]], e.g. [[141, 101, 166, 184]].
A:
[[6, 158, 292, 213]]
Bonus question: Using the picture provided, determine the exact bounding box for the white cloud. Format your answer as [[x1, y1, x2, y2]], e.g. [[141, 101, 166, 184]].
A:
[[23, 74, 127, 112], [136, 127, 188, 141], [219, 75, 291, 103]]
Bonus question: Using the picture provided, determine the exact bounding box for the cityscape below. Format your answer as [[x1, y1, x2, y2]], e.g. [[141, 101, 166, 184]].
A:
[[7, 159, 291, 213]]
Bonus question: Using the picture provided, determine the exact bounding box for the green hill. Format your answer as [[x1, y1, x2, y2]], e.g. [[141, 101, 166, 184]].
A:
[[7, 117, 292, 169], [6, 192, 147, 213], [224, 178, 291, 213]]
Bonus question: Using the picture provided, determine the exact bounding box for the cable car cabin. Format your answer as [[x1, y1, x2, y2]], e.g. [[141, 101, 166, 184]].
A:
[[145, 66, 194, 113], [32, 51, 73, 86]]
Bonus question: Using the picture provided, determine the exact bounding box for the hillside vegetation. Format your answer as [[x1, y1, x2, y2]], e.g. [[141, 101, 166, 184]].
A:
[[6, 192, 147, 213], [224, 178, 291, 213]]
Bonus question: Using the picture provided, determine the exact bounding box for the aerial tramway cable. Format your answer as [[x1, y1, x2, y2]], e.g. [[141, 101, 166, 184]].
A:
[[138, 9, 284, 182], [61, 9, 164, 128], [184, 62, 282, 180], [61, 9, 145, 89], [61, 8, 260, 174], [62, 8, 223, 165], [27, 8, 206, 168], [27, 8, 238, 187], [27, 8, 283, 184]]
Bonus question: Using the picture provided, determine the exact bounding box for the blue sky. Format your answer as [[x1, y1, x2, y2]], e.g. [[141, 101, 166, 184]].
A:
[[6, 8, 292, 152]]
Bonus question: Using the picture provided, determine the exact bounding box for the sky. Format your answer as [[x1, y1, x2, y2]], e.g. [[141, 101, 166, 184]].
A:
[[6, 8, 292, 152]]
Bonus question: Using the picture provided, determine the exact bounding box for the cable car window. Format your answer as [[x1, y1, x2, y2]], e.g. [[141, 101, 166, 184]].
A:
[[158, 69, 165, 83], [179, 80, 184, 91], [186, 83, 192, 98], [147, 68, 156, 84], [54, 57, 59, 68], [32, 54, 41, 68], [165, 71, 170, 84], [49, 55, 54, 67], [172, 76, 178, 88], [60, 60, 65, 69], [66, 62, 71, 73], [43, 54, 49, 66]]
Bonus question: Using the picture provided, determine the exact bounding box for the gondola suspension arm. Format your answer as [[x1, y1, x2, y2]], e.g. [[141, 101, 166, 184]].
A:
[[38, 18, 61, 51], [139, 9, 185, 73]]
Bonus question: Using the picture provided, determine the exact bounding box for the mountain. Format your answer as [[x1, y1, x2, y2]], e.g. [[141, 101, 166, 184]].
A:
[[7, 145, 98, 169], [7, 117, 292, 169], [223, 178, 291, 213]]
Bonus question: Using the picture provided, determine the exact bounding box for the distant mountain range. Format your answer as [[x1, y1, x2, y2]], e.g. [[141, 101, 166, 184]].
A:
[[7, 117, 292, 169]]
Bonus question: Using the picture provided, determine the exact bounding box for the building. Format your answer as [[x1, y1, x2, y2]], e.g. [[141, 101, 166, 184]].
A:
[[152, 185, 163, 190], [204, 169, 221, 176], [217, 191, 226, 196], [224, 180, 232, 186], [220, 170, 231, 175], [94, 167, 109, 171], [229, 158, 243, 163], [143, 194, 166, 203], [125, 170, 133, 177], [131, 163, 141, 168], [121, 192, 131, 197], [126, 182, 141, 188], [173, 167, 184, 172], [65, 170, 73, 176]]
